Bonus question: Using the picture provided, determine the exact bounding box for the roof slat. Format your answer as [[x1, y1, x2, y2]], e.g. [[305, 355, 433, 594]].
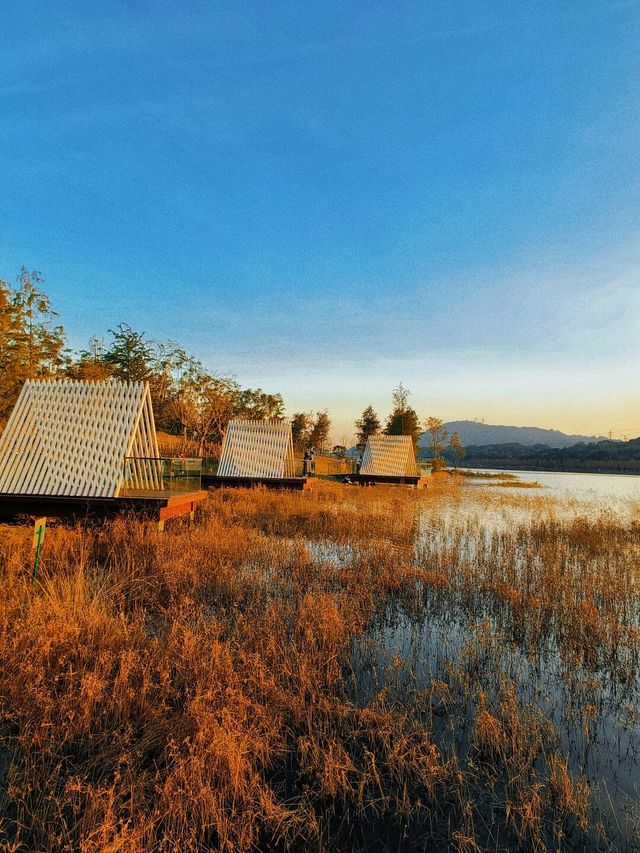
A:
[[360, 435, 417, 477], [218, 419, 295, 479], [0, 380, 159, 498]]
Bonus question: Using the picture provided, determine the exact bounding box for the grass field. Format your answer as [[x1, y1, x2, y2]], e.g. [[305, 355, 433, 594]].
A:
[[1, 479, 639, 851]]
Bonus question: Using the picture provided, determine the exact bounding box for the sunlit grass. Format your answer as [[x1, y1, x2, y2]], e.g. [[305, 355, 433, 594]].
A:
[[0, 480, 638, 850]]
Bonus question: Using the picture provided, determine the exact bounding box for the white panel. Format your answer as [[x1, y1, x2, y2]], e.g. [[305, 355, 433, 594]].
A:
[[217, 419, 296, 479], [0, 380, 160, 498], [360, 434, 417, 477]]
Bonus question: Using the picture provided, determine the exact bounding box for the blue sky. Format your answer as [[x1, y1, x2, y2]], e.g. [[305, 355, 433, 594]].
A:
[[2, 1, 639, 441]]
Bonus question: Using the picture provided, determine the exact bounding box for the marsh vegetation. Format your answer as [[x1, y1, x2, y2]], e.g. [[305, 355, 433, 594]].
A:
[[0, 479, 639, 851]]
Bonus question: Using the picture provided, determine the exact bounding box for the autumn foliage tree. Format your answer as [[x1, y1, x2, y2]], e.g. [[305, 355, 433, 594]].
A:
[[290, 411, 332, 452], [308, 411, 332, 452], [234, 388, 285, 420], [170, 361, 239, 455], [65, 337, 114, 381], [1, 267, 288, 448], [0, 268, 66, 423], [68, 324, 190, 430], [290, 413, 311, 451], [449, 432, 466, 467]]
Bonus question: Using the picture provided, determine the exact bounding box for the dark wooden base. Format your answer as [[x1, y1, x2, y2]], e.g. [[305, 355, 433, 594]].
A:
[[0, 491, 208, 526], [354, 474, 421, 486], [203, 474, 308, 491]]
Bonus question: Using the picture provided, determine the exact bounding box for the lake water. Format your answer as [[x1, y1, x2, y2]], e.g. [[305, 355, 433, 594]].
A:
[[304, 470, 640, 846], [346, 471, 640, 847], [462, 467, 640, 501]]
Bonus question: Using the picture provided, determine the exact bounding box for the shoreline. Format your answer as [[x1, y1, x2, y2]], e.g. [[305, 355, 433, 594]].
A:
[[455, 463, 640, 476]]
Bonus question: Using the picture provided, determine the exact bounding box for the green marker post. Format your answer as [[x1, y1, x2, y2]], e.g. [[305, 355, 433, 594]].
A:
[[32, 516, 47, 582]]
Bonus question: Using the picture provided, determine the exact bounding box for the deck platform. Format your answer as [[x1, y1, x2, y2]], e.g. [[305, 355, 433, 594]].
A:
[[354, 474, 422, 486], [203, 474, 308, 491], [0, 490, 208, 524]]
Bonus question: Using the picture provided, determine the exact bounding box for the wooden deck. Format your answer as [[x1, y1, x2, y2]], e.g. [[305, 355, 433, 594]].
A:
[[354, 473, 422, 486], [0, 490, 208, 525], [203, 474, 309, 491]]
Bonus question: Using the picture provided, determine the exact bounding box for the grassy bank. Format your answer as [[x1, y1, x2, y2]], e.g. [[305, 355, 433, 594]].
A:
[[0, 482, 638, 851]]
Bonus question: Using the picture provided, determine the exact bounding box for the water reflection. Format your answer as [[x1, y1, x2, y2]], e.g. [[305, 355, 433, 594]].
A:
[[464, 468, 640, 500], [311, 481, 640, 847]]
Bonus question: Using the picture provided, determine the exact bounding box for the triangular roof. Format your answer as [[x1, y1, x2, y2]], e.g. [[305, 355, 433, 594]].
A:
[[217, 419, 296, 479], [0, 379, 160, 498], [359, 434, 417, 477]]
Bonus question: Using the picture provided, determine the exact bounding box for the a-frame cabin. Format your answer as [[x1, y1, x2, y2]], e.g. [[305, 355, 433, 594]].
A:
[[203, 419, 307, 489], [356, 434, 421, 485], [0, 379, 206, 523]]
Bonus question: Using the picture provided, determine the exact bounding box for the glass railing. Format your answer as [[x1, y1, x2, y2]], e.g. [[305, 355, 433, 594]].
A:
[[122, 457, 202, 496], [201, 457, 302, 477], [199, 456, 363, 479], [201, 457, 219, 475]]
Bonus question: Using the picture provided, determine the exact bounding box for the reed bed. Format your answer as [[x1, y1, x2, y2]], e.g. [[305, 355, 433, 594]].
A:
[[0, 480, 638, 851]]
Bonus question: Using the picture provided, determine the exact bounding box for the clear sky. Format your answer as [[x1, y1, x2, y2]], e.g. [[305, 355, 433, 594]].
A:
[[2, 1, 639, 443]]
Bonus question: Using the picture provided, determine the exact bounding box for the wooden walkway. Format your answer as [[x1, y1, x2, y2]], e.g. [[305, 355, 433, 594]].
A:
[[0, 490, 208, 526]]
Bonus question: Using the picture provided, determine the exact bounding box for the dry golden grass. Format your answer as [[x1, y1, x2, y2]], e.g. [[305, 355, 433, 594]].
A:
[[0, 479, 638, 851]]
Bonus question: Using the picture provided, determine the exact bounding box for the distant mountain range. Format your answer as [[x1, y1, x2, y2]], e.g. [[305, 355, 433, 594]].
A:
[[419, 420, 604, 449]]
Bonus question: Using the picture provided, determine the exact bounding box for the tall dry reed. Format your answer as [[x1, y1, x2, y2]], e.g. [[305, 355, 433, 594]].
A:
[[0, 480, 637, 850]]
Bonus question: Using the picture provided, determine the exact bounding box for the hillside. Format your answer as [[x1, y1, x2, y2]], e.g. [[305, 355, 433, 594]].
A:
[[421, 420, 603, 449], [450, 437, 640, 474]]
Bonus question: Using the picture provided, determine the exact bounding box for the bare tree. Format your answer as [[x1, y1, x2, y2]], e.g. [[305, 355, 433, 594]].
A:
[[449, 432, 466, 468], [391, 382, 410, 411], [425, 417, 449, 470]]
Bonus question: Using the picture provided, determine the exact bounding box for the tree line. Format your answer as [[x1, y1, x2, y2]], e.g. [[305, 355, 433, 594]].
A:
[[1, 267, 467, 463], [0, 268, 289, 454], [353, 383, 465, 469], [457, 438, 640, 474]]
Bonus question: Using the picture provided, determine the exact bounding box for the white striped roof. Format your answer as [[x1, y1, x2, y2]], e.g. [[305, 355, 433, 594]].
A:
[[0, 379, 160, 498], [360, 434, 417, 477], [217, 419, 296, 478]]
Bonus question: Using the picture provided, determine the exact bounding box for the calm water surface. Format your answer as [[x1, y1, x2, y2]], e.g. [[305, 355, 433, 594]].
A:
[[463, 468, 640, 500], [340, 472, 640, 848]]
